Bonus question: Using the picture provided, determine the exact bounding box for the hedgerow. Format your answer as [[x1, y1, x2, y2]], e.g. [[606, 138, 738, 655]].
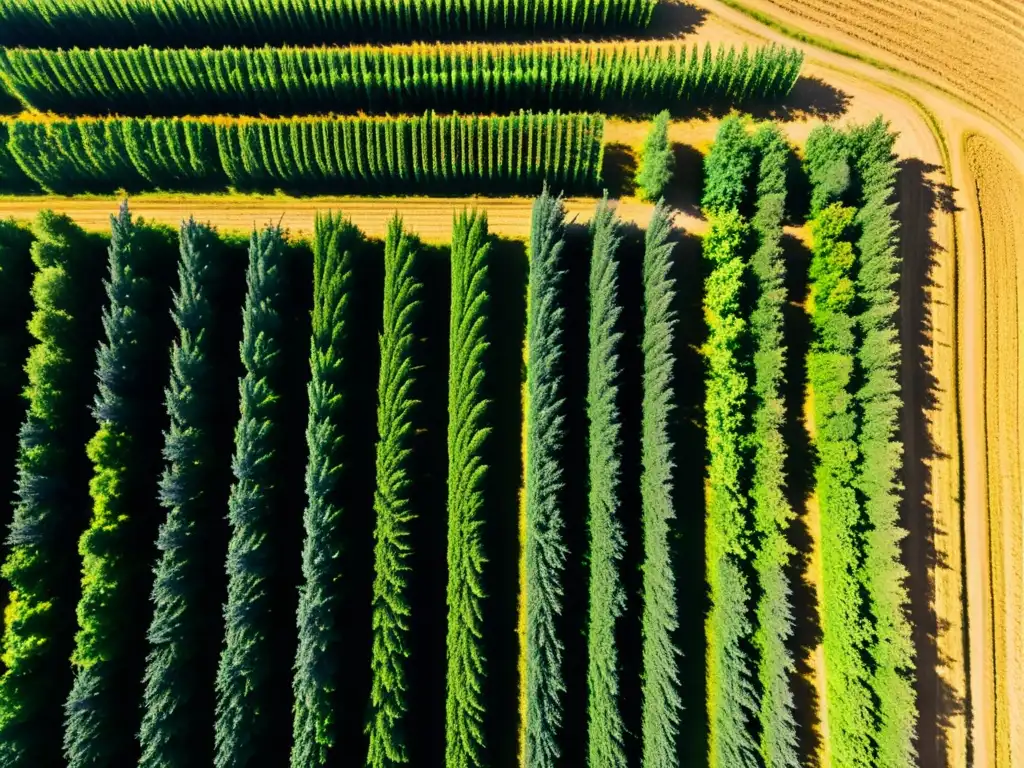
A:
[[366, 215, 422, 768], [748, 124, 799, 768], [848, 119, 917, 768], [639, 200, 683, 767], [0, 43, 804, 117], [65, 203, 172, 768], [523, 189, 569, 768], [0, 0, 659, 48], [445, 209, 491, 768], [3, 112, 604, 195], [214, 225, 290, 768], [140, 219, 231, 768], [586, 196, 627, 768], [0, 213, 105, 767]]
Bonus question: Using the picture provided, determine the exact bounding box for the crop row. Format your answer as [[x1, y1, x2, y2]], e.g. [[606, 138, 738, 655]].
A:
[[0, 42, 804, 117], [0, 111, 604, 195], [0, 0, 658, 48], [0, 195, 684, 768]]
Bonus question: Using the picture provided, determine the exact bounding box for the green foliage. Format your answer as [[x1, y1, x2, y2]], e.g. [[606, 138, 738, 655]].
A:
[[0, 121, 37, 193], [214, 224, 289, 768], [445, 209, 491, 768], [848, 119, 917, 768], [807, 201, 875, 768], [636, 111, 674, 202], [0, 43, 804, 117], [0, 212, 104, 767], [702, 117, 755, 215], [366, 215, 421, 768], [524, 188, 569, 768], [292, 213, 362, 767], [748, 125, 799, 768], [805, 125, 851, 216], [4, 112, 604, 196], [140, 219, 228, 768], [65, 202, 171, 768], [702, 209, 758, 768], [0, 0, 659, 48], [640, 200, 683, 767], [585, 197, 627, 768]]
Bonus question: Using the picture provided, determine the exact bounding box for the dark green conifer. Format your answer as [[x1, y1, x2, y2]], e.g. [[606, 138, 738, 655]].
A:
[[636, 110, 674, 202]]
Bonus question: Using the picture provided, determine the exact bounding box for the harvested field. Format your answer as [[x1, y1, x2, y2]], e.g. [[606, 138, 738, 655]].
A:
[[965, 132, 1024, 768], [733, 0, 1024, 143]]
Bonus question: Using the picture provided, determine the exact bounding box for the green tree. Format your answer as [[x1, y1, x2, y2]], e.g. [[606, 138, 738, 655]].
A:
[[636, 110, 674, 201], [214, 224, 289, 768], [640, 200, 683, 768], [64, 203, 171, 768], [445, 209, 491, 768], [586, 196, 627, 768], [140, 218, 231, 768], [292, 213, 361, 767], [366, 215, 422, 768], [524, 188, 569, 768], [0, 212, 104, 767], [701, 116, 754, 215]]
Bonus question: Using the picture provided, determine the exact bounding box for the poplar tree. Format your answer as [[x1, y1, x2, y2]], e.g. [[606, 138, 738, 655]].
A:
[[292, 213, 361, 767], [140, 219, 229, 768], [214, 224, 289, 768], [636, 110, 674, 202], [640, 201, 683, 767], [523, 188, 569, 768], [586, 196, 627, 768], [65, 202, 170, 768], [445, 209, 491, 768], [366, 215, 421, 768], [0, 212, 104, 767]]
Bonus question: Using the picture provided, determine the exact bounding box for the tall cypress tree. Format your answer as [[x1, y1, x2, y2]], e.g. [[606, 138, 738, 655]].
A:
[[0, 212, 104, 767], [139, 219, 231, 768], [634, 201, 684, 765], [366, 215, 421, 768], [585, 196, 627, 768], [214, 224, 289, 768], [523, 188, 569, 768], [64, 203, 171, 768], [639, 201, 683, 768], [292, 213, 361, 767], [445, 209, 491, 768], [635, 110, 674, 202]]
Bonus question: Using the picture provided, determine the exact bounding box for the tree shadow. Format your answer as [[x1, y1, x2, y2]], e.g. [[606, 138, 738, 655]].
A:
[[603, 143, 639, 199], [669, 229, 710, 767], [896, 157, 966, 767], [481, 236, 528, 768], [778, 231, 824, 766], [747, 77, 852, 121], [664, 143, 706, 218]]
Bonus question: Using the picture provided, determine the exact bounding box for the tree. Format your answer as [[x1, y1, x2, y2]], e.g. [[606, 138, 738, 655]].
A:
[[0, 212, 105, 767], [701, 116, 754, 215], [523, 188, 569, 768], [445, 209, 492, 768], [640, 200, 683, 768], [366, 215, 422, 768], [292, 213, 361, 767], [65, 202, 171, 768], [636, 110, 674, 202], [140, 218, 231, 768], [586, 196, 627, 768], [214, 224, 289, 768]]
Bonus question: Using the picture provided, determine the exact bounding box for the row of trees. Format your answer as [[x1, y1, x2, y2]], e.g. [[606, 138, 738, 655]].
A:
[[1, 112, 605, 195], [805, 120, 916, 768], [0, 42, 804, 117], [0, 0, 659, 48], [700, 117, 799, 768]]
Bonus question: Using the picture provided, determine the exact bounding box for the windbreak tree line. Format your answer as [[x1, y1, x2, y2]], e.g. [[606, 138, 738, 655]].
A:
[[0, 42, 804, 118], [0, 0, 659, 49], [700, 117, 800, 768], [804, 120, 916, 768], [1, 112, 605, 196]]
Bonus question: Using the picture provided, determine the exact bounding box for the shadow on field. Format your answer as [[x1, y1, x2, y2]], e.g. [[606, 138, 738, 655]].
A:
[[670, 229, 711, 768], [665, 143, 706, 218], [778, 231, 824, 766], [603, 143, 639, 199], [897, 158, 966, 767]]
